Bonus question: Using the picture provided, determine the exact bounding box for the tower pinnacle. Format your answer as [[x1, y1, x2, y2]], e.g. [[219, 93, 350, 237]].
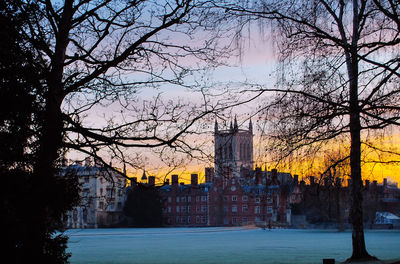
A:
[[141, 169, 147, 182], [249, 119, 253, 133], [234, 115, 238, 130]]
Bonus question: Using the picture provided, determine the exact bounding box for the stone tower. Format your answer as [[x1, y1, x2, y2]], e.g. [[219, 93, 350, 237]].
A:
[[214, 116, 253, 180]]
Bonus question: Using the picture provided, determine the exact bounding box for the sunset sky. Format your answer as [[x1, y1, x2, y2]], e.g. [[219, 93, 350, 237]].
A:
[[66, 30, 400, 187]]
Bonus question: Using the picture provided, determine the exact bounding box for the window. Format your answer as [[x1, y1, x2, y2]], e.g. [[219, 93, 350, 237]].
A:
[[196, 196, 200, 202], [181, 196, 186, 202], [168, 206, 171, 213], [168, 197, 171, 203], [187, 216, 191, 224], [176, 197, 180, 203], [176, 206, 180, 213], [255, 198, 260, 203], [187, 206, 191, 213], [255, 206, 260, 214], [99, 201, 104, 210], [232, 205, 237, 213], [267, 206, 273, 214], [242, 217, 248, 223], [201, 216, 207, 223], [242, 205, 248, 213], [232, 217, 238, 224], [176, 216, 179, 223], [213, 206, 218, 213], [196, 216, 200, 223], [242, 195, 248, 202], [106, 188, 112, 198], [223, 195, 228, 202], [182, 206, 186, 213], [196, 206, 200, 212], [232, 195, 237, 202], [224, 206, 228, 212], [201, 196, 207, 202], [187, 196, 191, 202], [181, 217, 186, 223], [267, 197, 272, 203], [201, 205, 207, 212]]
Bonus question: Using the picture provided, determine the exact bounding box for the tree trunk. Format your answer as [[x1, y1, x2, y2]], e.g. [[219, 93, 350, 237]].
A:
[[25, 1, 73, 260], [346, 2, 375, 258], [27, 96, 64, 261]]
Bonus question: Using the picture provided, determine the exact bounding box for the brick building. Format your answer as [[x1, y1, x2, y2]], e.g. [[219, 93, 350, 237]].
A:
[[159, 119, 294, 227]]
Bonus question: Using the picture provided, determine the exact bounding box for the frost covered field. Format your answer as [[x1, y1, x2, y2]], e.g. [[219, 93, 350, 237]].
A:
[[66, 227, 400, 264]]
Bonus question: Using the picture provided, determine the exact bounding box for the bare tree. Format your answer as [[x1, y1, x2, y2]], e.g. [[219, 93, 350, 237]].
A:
[[219, 0, 400, 261], [7, 0, 239, 261]]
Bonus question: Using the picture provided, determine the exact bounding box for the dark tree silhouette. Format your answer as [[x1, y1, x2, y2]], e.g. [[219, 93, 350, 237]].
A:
[[1, 0, 234, 262], [0, 2, 80, 263], [219, 0, 400, 261], [123, 184, 163, 227]]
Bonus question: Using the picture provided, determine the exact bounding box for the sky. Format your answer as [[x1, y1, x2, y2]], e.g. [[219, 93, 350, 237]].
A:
[[64, 22, 400, 187]]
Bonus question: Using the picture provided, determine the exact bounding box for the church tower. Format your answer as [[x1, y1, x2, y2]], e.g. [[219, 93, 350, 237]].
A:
[[214, 117, 253, 181]]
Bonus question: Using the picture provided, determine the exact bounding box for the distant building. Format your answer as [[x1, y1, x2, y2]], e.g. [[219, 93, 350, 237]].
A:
[[159, 119, 294, 227], [290, 176, 400, 228], [159, 169, 293, 227], [63, 158, 126, 228], [214, 116, 253, 181], [375, 212, 400, 227]]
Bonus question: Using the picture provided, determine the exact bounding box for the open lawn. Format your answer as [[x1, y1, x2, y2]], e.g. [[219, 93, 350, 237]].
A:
[[66, 227, 400, 264]]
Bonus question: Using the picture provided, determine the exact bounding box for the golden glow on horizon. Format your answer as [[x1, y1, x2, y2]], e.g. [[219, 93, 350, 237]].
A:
[[125, 133, 400, 186]]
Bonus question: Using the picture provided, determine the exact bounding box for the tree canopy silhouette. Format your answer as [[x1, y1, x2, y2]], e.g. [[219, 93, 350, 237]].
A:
[[220, 0, 400, 261]]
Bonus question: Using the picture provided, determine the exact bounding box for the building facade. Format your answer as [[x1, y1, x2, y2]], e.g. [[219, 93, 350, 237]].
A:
[[214, 117, 253, 180], [63, 158, 126, 228], [159, 119, 294, 227]]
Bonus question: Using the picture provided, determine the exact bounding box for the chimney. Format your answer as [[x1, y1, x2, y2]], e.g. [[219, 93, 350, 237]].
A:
[[324, 177, 330, 187], [383, 178, 387, 187], [347, 179, 352, 187], [255, 167, 262, 185], [300, 180, 305, 188], [373, 180, 378, 188], [365, 180, 370, 189], [191, 174, 198, 186], [293, 175, 299, 185], [172, 174, 178, 185], [335, 177, 342, 187], [148, 176, 155, 186], [180, 182, 184, 186], [310, 176, 315, 185], [130, 177, 137, 185], [205, 167, 214, 183], [165, 179, 170, 185]]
